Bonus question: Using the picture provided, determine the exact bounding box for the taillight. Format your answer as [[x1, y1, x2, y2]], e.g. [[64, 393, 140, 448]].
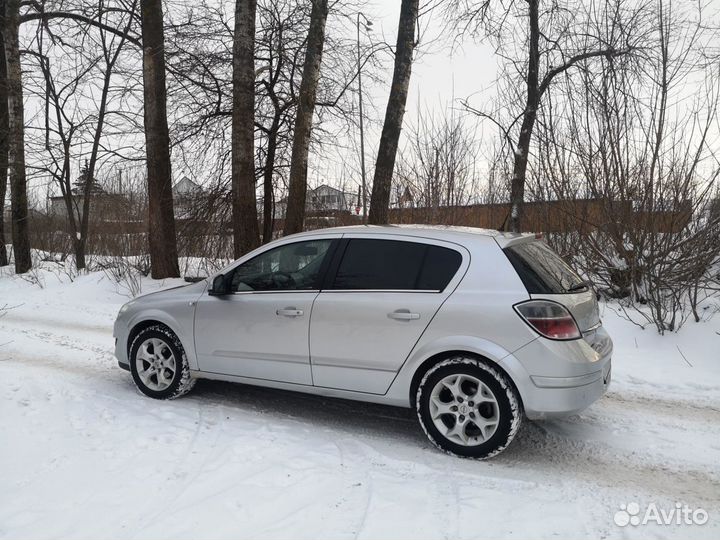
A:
[[514, 300, 581, 340]]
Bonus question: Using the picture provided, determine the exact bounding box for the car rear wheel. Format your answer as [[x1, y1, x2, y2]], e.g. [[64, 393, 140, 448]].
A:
[[129, 325, 195, 399], [416, 357, 522, 459]]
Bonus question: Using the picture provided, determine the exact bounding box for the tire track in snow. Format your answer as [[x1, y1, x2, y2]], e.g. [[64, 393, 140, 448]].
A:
[[5, 312, 719, 511], [604, 391, 720, 420], [0, 310, 113, 336], [503, 420, 720, 504]]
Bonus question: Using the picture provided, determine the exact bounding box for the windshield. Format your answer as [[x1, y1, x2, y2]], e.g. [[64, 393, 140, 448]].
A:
[[503, 241, 586, 294]]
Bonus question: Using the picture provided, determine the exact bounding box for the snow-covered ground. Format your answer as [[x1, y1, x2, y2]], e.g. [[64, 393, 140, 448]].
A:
[[1, 262, 719, 539]]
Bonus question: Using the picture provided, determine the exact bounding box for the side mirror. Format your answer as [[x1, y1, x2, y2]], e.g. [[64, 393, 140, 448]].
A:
[[209, 274, 229, 296]]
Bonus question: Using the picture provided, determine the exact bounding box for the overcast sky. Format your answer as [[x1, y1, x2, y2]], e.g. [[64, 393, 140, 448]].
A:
[[371, 0, 497, 115], [305, 0, 499, 193]]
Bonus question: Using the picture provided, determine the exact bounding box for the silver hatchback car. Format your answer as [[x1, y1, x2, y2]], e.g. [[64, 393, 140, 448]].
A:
[[114, 225, 612, 458]]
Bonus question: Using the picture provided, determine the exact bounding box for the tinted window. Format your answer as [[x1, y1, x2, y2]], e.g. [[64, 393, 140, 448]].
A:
[[418, 246, 463, 290], [331, 239, 461, 291], [503, 241, 584, 294], [230, 239, 332, 292]]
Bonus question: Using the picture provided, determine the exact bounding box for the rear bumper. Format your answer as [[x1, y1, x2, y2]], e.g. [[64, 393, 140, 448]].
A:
[[510, 328, 613, 419], [522, 360, 611, 419]]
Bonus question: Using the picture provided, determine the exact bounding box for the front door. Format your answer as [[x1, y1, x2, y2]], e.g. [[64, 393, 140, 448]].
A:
[[194, 238, 336, 384], [310, 235, 467, 394]]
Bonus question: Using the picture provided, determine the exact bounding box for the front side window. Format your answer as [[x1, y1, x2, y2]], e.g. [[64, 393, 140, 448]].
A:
[[331, 239, 462, 291], [230, 239, 332, 292]]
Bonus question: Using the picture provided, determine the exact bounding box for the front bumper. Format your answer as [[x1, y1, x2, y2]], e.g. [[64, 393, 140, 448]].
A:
[[113, 317, 130, 370]]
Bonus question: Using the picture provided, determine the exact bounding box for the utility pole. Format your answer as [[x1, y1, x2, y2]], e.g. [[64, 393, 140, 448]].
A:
[[356, 12, 372, 223]]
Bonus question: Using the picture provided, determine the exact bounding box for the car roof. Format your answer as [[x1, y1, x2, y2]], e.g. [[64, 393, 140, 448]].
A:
[[292, 224, 535, 248]]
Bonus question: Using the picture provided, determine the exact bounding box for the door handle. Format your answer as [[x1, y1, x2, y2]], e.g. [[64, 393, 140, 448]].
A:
[[388, 310, 420, 321], [276, 308, 304, 317]]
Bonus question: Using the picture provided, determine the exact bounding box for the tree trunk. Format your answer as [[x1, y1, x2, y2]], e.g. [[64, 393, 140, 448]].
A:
[[505, 0, 540, 233], [141, 0, 179, 278], [74, 237, 86, 270], [0, 6, 8, 267], [367, 0, 419, 225], [283, 0, 329, 236], [231, 0, 260, 257], [262, 123, 278, 243], [4, 0, 31, 273], [61, 177, 84, 270]]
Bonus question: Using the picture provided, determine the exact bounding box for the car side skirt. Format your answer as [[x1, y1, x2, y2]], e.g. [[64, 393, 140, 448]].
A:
[[189, 369, 410, 408]]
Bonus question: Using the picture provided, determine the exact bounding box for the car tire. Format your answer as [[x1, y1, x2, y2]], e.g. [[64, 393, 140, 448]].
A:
[[416, 357, 522, 459], [129, 325, 196, 400]]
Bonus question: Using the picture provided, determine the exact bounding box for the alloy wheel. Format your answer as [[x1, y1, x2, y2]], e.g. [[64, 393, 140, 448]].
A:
[[428, 373, 500, 446], [135, 337, 177, 391]]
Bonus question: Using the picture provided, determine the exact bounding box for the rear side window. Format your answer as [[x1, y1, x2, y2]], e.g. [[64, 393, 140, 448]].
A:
[[331, 239, 462, 291], [503, 241, 585, 294]]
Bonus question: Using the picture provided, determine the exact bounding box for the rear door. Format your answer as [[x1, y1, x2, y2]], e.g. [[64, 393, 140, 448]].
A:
[[309, 235, 468, 394]]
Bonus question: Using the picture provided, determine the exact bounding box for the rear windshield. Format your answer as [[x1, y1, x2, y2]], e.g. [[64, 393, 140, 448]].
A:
[[503, 241, 586, 294]]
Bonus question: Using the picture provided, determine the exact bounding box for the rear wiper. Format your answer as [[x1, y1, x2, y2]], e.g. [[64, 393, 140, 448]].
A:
[[567, 280, 591, 292]]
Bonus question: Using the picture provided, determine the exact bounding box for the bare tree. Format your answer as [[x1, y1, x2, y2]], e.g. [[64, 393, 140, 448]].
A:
[[448, 0, 635, 232], [255, 0, 308, 242], [1, 0, 143, 274], [531, 0, 720, 333], [232, 0, 261, 256], [3, 0, 31, 272], [367, 0, 419, 225], [161, 0, 365, 242], [28, 1, 136, 270], [395, 103, 481, 214], [283, 0, 329, 236], [141, 0, 179, 278]]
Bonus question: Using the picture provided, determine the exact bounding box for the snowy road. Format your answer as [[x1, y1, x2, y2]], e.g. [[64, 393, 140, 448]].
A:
[[1, 270, 719, 539]]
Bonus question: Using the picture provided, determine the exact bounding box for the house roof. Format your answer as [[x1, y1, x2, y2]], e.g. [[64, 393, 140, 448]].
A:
[[173, 176, 202, 195]]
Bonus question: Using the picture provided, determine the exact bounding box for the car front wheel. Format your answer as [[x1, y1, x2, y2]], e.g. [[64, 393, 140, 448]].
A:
[[129, 325, 195, 399], [416, 357, 522, 459]]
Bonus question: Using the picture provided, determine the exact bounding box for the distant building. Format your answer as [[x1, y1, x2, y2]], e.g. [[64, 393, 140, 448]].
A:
[[395, 185, 415, 208], [275, 184, 358, 218], [49, 193, 131, 222], [172, 176, 206, 219], [48, 164, 130, 222]]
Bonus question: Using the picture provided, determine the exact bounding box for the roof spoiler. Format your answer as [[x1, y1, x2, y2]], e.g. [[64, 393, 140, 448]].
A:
[[493, 232, 538, 249]]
